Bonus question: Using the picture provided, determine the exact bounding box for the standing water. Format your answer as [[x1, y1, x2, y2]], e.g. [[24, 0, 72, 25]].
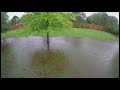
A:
[[1, 36, 119, 78]]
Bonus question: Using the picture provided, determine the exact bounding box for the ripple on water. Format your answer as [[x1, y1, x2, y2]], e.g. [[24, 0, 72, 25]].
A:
[[1, 37, 119, 78]]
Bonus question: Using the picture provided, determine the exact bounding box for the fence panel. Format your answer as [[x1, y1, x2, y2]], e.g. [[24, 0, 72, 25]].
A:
[[72, 22, 106, 31]]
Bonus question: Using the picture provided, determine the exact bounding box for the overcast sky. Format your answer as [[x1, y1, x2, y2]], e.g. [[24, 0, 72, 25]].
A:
[[7, 12, 119, 22]]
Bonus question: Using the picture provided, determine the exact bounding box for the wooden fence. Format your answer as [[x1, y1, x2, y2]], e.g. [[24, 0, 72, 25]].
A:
[[72, 22, 106, 31], [9, 22, 106, 31]]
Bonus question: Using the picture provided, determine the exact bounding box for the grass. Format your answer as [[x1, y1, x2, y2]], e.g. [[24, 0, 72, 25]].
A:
[[1, 28, 119, 42]]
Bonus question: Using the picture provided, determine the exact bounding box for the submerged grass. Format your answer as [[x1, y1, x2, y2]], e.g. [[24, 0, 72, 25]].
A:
[[31, 50, 69, 78], [1, 45, 15, 77], [112, 52, 119, 78]]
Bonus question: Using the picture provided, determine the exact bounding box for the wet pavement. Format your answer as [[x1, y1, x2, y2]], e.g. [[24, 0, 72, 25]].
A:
[[1, 36, 119, 78]]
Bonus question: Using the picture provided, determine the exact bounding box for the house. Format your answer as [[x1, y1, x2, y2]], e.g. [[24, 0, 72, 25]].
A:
[[10, 16, 24, 30], [10, 23, 24, 30]]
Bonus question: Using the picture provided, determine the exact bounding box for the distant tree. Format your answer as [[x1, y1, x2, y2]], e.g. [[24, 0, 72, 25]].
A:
[[21, 13, 33, 26], [1, 12, 9, 33], [106, 16, 119, 35], [86, 12, 119, 35], [86, 16, 92, 24], [81, 12, 86, 19], [86, 12, 109, 25], [71, 12, 86, 23], [11, 16, 19, 25]]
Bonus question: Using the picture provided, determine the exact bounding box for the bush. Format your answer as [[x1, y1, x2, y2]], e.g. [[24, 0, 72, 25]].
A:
[[106, 24, 119, 36]]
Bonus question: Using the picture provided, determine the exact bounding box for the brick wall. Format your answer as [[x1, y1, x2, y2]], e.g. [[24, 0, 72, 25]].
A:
[[10, 23, 24, 30]]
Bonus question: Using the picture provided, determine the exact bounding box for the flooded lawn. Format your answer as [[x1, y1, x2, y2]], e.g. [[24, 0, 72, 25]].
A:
[[1, 36, 119, 78]]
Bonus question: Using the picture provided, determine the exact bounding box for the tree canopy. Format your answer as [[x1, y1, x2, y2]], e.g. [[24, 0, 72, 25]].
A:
[[86, 12, 108, 25], [71, 12, 86, 23], [1, 12, 9, 33], [86, 12, 119, 35], [21, 12, 72, 33], [10, 16, 21, 25]]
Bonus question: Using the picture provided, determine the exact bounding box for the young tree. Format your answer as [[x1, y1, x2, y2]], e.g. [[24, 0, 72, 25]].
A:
[[30, 12, 71, 30], [21, 12, 71, 50]]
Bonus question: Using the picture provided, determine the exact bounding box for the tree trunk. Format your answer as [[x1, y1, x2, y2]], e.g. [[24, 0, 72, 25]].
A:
[[46, 14, 50, 51], [47, 32, 50, 51]]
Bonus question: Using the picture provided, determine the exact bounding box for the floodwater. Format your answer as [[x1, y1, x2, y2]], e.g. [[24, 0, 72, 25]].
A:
[[1, 36, 119, 78]]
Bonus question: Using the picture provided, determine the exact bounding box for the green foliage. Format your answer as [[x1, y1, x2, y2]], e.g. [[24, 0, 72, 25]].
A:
[[21, 13, 33, 26], [11, 16, 18, 25], [1, 28, 118, 42], [86, 12, 108, 25], [71, 12, 86, 23], [106, 16, 119, 35], [68, 12, 80, 21], [1, 12, 9, 33], [86, 12, 119, 35], [21, 12, 72, 34]]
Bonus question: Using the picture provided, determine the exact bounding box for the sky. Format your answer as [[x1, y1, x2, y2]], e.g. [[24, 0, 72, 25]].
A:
[[7, 12, 119, 22], [7, 12, 25, 20]]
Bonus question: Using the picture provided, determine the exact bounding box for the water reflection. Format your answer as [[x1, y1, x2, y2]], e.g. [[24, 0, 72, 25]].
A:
[[31, 50, 69, 78], [112, 50, 119, 78], [1, 36, 119, 78], [1, 43, 15, 78]]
